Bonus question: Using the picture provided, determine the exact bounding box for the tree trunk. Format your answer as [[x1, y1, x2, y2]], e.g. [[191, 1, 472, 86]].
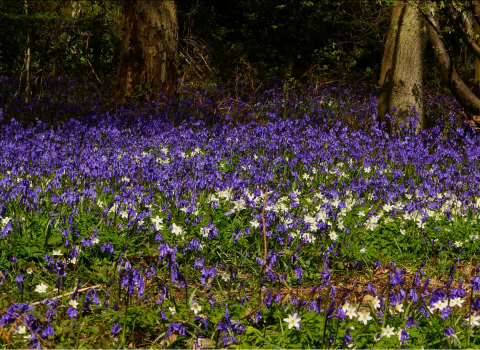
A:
[[24, 0, 32, 104], [378, 1, 427, 131], [473, 1, 480, 98], [114, 0, 179, 102]]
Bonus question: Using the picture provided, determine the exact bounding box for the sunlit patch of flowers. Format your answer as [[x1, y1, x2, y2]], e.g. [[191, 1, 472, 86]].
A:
[[1, 78, 480, 348]]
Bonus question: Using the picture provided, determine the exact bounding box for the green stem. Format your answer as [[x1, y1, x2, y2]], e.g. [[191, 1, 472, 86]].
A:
[[121, 293, 129, 346], [468, 286, 474, 347], [185, 254, 189, 310], [382, 283, 390, 328], [320, 288, 330, 349]]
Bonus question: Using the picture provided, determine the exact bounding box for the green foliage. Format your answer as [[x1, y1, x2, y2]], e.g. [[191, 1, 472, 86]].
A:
[[186, 0, 389, 83], [0, 0, 121, 79]]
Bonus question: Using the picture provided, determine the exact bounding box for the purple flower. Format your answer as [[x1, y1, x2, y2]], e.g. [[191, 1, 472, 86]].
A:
[[41, 324, 55, 338], [111, 321, 122, 336], [344, 327, 352, 345], [399, 328, 410, 345], [471, 275, 480, 292], [444, 326, 455, 337], [194, 315, 209, 329], [66, 306, 77, 318], [100, 242, 114, 254], [15, 273, 24, 290]]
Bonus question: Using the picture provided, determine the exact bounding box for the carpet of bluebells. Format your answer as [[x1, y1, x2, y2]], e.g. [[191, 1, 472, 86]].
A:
[[1, 76, 480, 348]]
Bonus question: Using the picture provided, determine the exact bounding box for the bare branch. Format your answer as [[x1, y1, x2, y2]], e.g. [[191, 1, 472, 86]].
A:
[[425, 5, 480, 120], [449, 11, 480, 59]]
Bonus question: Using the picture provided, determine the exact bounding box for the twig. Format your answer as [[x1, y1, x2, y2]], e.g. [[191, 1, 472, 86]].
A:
[[84, 33, 103, 85], [30, 284, 102, 306], [238, 301, 267, 321], [179, 52, 203, 79]]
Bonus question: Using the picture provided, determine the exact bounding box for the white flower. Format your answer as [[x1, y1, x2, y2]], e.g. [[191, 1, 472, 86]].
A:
[[450, 297, 464, 307], [171, 223, 183, 236], [372, 296, 381, 309], [92, 237, 100, 244], [357, 310, 372, 325], [448, 333, 460, 345], [360, 248, 366, 254], [169, 306, 176, 314], [69, 257, 77, 264], [394, 303, 404, 313], [454, 241, 463, 248], [200, 226, 211, 238], [250, 219, 260, 228], [233, 199, 246, 211], [52, 250, 62, 256], [329, 231, 338, 240], [384, 217, 394, 224], [0, 217, 11, 227], [219, 271, 230, 282], [69, 300, 78, 309], [342, 302, 351, 312], [191, 302, 202, 315], [26, 268, 33, 275], [400, 229, 406, 235], [17, 325, 26, 334], [345, 307, 357, 319], [381, 325, 395, 338], [152, 215, 163, 228], [468, 314, 480, 327], [35, 282, 48, 294], [283, 313, 301, 330], [434, 300, 448, 311]]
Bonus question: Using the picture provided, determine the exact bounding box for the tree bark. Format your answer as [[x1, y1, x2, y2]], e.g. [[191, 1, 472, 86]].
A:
[[114, 0, 179, 102], [426, 5, 480, 122], [378, 1, 427, 131], [473, 1, 480, 98]]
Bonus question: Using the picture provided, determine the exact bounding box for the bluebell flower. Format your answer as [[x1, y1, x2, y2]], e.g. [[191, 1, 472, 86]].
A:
[[111, 321, 121, 336], [41, 324, 55, 338], [344, 327, 352, 345]]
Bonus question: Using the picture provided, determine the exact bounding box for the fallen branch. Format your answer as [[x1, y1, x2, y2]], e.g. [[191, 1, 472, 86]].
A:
[[30, 284, 102, 306]]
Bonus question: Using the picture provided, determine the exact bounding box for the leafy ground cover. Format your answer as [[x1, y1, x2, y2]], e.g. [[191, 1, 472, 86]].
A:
[[0, 77, 480, 348]]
